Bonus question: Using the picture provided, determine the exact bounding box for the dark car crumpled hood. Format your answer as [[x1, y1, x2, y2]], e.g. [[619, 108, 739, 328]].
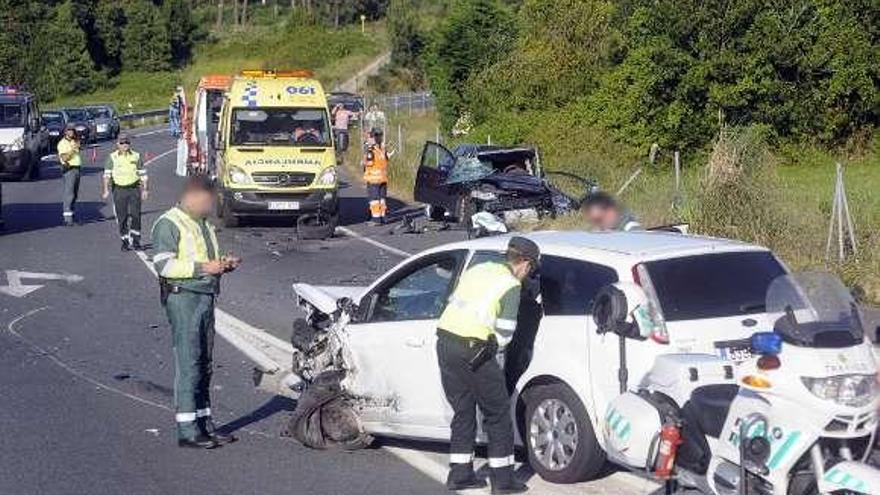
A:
[[480, 172, 548, 195]]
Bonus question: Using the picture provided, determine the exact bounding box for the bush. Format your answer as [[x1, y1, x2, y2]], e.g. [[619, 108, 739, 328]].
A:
[[684, 126, 787, 247]]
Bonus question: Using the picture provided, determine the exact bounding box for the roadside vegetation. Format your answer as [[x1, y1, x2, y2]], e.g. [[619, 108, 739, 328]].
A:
[[377, 0, 880, 301], [2, 1, 389, 112]]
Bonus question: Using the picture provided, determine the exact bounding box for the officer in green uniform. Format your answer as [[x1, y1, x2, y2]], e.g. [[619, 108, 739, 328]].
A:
[[151, 176, 241, 449], [102, 133, 148, 250], [436, 236, 539, 494]]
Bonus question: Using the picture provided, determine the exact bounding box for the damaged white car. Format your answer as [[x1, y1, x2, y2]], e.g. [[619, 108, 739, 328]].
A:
[[286, 231, 791, 483]]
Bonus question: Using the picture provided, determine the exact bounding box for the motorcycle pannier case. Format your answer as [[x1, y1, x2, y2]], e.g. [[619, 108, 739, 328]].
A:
[[603, 392, 662, 469]]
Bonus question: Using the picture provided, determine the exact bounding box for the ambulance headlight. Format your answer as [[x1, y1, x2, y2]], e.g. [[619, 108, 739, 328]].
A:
[[317, 166, 337, 186], [229, 166, 252, 185], [801, 374, 878, 407]]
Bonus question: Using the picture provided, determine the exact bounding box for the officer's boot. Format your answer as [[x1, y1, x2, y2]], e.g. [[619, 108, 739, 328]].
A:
[[121, 237, 131, 251], [130, 233, 142, 251], [445, 462, 486, 491], [489, 466, 528, 494], [198, 416, 237, 445]]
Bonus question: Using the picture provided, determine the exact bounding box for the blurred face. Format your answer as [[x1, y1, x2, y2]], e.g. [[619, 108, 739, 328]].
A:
[[584, 205, 620, 231], [118, 141, 130, 152], [510, 259, 534, 282], [183, 189, 214, 218], [64, 128, 76, 139]]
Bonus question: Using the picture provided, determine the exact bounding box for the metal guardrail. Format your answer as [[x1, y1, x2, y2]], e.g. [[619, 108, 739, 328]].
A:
[[119, 109, 168, 127]]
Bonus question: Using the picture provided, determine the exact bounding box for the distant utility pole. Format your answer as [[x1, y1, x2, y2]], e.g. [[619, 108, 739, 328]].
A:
[[826, 163, 858, 262]]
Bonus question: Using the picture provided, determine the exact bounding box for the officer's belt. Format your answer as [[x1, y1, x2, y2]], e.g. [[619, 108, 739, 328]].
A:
[[437, 328, 487, 348], [112, 181, 140, 189]]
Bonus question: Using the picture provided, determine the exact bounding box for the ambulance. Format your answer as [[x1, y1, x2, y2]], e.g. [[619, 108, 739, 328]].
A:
[[215, 70, 338, 236], [189, 74, 232, 175]]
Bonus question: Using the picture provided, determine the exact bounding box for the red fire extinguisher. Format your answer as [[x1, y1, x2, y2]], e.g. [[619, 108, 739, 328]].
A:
[[654, 422, 682, 479]]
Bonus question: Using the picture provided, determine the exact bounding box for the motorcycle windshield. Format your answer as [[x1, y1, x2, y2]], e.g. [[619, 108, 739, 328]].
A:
[[766, 272, 864, 348]]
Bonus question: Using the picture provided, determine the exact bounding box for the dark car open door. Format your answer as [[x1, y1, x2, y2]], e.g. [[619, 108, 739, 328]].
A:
[[414, 141, 457, 211]]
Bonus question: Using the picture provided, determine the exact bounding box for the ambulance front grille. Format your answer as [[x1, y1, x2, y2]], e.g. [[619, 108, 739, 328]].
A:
[[252, 172, 315, 187]]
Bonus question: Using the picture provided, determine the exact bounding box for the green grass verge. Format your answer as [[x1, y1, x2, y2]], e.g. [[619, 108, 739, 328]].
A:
[[50, 21, 387, 112]]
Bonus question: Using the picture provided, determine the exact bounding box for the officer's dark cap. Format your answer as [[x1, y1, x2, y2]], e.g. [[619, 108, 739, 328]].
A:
[[182, 174, 215, 195], [507, 236, 540, 264], [370, 127, 383, 137]]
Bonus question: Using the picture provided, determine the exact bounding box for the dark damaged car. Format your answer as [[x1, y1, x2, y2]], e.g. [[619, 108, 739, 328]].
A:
[[413, 142, 585, 227]]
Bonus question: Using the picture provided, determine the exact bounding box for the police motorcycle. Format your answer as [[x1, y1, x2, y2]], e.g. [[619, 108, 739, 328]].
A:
[[592, 272, 880, 494]]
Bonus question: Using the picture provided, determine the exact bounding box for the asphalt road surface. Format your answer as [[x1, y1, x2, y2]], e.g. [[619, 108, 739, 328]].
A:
[[0, 127, 663, 495]]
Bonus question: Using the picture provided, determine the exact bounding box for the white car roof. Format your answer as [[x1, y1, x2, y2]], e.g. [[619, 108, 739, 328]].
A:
[[430, 230, 768, 264]]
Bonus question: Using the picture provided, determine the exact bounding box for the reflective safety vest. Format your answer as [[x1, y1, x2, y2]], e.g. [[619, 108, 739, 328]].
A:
[[154, 207, 220, 279], [109, 150, 141, 186], [437, 262, 520, 341], [363, 144, 388, 184], [57, 137, 81, 167]]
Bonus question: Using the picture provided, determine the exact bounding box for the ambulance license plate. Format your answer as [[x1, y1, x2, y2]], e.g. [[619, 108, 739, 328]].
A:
[[268, 201, 300, 210]]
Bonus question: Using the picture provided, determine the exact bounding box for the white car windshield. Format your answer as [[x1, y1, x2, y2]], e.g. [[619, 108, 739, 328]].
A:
[[232, 107, 330, 147]]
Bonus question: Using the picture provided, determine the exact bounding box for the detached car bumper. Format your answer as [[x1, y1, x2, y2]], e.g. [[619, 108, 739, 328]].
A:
[[223, 189, 339, 216]]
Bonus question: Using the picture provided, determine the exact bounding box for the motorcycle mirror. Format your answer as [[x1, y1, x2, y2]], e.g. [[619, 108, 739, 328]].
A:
[[750, 332, 782, 355], [593, 285, 638, 338]]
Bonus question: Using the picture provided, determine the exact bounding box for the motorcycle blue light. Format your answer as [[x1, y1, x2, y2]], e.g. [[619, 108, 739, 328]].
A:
[[751, 332, 782, 355]]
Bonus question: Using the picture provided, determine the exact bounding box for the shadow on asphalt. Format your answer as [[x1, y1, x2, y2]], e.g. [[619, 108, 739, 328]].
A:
[[217, 395, 297, 435], [0, 201, 107, 234]]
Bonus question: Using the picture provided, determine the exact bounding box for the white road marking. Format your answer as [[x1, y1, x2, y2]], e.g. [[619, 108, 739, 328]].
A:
[[144, 148, 176, 167], [0, 270, 84, 298], [336, 226, 412, 258], [132, 128, 168, 138], [3, 306, 288, 443]]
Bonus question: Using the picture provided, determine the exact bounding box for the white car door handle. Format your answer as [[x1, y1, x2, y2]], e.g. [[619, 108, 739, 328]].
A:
[[405, 336, 426, 348]]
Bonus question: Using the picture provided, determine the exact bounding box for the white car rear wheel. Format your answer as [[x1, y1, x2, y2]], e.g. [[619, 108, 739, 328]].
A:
[[524, 383, 605, 483]]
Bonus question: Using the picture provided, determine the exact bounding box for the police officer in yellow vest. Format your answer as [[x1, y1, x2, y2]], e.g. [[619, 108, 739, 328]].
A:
[[57, 124, 82, 226], [102, 134, 148, 250], [436, 236, 539, 494], [151, 176, 241, 449]]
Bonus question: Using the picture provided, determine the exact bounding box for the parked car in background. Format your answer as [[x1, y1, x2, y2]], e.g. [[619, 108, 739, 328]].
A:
[[414, 142, 582, 228], [85, 104, 120, 140], [41, 110, 68, 147], [0, 86, 48, 181], [63, 107, 95, 143]]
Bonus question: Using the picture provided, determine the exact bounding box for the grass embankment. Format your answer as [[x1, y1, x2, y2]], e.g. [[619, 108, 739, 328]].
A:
[[51, 21, 387, 112]]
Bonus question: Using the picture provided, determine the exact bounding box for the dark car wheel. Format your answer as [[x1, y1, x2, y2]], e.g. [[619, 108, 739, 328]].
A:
[[524, 383, 606, 484], [425, 204, 445, 221], [26, 152, 40, 181]]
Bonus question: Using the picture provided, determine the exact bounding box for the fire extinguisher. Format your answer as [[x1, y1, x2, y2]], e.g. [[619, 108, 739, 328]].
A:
[[654, 421, 682, 479]]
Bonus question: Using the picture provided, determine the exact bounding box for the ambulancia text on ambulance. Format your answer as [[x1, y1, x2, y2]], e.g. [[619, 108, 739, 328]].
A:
[[215, 69, 338, 237]]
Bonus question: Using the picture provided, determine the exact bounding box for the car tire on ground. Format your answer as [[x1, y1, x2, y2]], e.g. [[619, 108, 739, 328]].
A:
[[523, 382, 606, 484], [296, 212, 338, 240], [219, 197, 240, 228]]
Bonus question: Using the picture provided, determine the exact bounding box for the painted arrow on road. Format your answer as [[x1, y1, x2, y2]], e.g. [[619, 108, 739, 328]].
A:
[[0, 270, 84, 298]]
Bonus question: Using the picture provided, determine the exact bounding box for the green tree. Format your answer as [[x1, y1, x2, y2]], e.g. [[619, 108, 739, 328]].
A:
[[425, 0, 516, 130], [163, 0, 196, 67], [388, 0, 424, 67], [93, 0, 126, 74], [40, 1, 98, 98], [122, 0, 172, 72]]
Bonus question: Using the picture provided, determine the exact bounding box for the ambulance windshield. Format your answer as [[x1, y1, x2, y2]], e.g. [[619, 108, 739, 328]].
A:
[[232, 107, 330, 147]]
